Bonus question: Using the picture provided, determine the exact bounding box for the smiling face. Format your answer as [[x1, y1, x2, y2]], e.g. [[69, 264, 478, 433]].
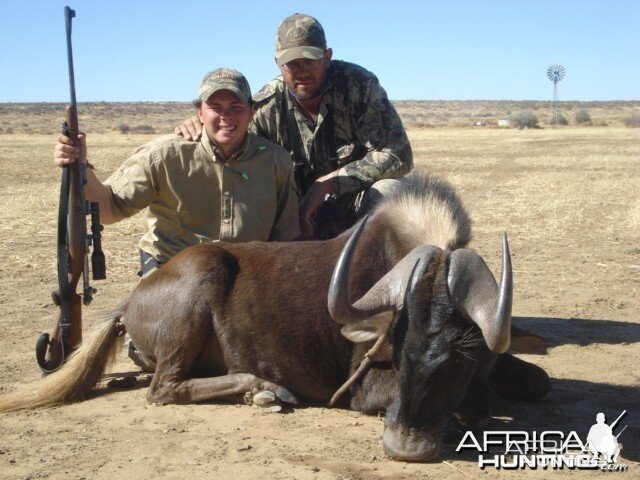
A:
[[280, 49, 332, 101], [198, 90, 254, 158]]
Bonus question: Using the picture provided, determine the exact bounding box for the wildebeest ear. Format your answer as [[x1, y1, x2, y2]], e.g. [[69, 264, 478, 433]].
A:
[[510, 325, 549, 353], [340, 313, 391, 343]]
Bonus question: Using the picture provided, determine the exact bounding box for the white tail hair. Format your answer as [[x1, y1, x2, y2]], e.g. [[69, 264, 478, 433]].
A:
[[0, 315, 122, 412]]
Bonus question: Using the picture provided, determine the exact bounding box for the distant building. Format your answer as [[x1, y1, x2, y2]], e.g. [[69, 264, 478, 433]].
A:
[[498, 118, 511, 127]]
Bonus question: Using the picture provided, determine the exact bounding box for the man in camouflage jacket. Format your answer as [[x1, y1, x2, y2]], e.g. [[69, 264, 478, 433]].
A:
[[178, 13, 413, 239]]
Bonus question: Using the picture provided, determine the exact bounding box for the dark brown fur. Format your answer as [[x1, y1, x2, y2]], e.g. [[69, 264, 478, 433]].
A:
[[2, 173, 467, 411], [0, 173, 548, 459], [111, 174, 473, 406]]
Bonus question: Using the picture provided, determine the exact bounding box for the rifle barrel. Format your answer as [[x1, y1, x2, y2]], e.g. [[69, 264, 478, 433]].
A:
[[64, 7, 77, 123]]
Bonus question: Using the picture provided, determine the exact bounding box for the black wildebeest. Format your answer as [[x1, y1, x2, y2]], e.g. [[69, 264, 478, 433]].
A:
[[0, 173, 550, 462]]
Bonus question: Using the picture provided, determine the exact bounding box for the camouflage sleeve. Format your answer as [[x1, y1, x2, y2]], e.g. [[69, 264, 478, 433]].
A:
[[248, 116, 264, 138], [249, 80, 283, 146], [335, 78, 413, 195]]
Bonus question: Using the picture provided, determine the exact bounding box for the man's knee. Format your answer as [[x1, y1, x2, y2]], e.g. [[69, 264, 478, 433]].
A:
[[357, 178, 403, 216]]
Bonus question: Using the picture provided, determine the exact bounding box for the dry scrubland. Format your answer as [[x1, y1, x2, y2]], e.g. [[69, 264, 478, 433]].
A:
[[0, 102, 638, 479], [0, 100, 639, 135], [395, 99, 640, 128]]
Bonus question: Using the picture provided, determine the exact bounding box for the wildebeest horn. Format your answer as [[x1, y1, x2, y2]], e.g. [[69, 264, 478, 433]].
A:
[[447, 233, 512, 353], [328, 216, 440, 325]]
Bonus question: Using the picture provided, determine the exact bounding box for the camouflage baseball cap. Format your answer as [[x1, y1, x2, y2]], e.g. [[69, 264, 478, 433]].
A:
[[199, 68, 252, 103], [275, 13, 327, 67]]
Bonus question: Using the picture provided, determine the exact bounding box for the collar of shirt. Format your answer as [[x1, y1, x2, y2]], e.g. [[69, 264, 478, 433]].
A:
[[200, 130, 251, 164]]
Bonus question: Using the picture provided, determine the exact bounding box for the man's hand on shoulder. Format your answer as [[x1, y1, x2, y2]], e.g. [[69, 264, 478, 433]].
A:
[[174, 115, 203, 142]]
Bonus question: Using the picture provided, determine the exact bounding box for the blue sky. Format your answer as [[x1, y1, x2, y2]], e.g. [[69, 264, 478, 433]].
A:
[[1, 0, 638, 102]]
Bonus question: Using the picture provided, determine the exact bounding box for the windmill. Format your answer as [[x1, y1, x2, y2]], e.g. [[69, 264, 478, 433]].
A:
[[547, 64, 565, 126]]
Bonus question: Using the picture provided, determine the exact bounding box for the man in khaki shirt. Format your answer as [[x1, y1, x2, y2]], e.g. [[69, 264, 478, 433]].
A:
[[177, 14, 412, 239], [55, 68, 300, 275]]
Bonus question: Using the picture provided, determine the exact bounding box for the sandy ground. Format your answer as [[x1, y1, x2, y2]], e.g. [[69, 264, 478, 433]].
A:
[[0, 126, 638, 479]]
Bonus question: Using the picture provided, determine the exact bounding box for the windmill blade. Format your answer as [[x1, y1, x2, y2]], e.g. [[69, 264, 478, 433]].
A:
[[547, 64, 566, 83]]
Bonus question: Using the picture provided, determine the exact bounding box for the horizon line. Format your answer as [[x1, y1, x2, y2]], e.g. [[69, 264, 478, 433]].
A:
[[2, 99, 639, 104]]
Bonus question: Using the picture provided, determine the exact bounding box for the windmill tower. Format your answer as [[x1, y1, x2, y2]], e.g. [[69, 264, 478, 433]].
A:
[[547, 64, 565, 126]]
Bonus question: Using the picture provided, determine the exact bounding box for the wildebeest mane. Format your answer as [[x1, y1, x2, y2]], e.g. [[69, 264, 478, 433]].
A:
[[371, 173, 472, 252]]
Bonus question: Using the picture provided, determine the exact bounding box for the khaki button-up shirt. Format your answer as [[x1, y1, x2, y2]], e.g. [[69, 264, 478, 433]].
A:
[[104, 133, 299, 263]]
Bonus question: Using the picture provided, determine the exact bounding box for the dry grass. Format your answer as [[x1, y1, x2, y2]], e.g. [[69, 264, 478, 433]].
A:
[[1, 125, 636, 354], [1, 100, 639, 135], [0, 105, 638, 478], [0, 102, 195, 135], [628, 199, 640, 230], [395, 99, 640, 128]]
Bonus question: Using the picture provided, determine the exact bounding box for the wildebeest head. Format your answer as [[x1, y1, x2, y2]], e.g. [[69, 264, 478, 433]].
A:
[[328, 218, 512, 461]]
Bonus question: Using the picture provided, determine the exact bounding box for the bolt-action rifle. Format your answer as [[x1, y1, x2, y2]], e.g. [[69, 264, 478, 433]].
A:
[[35, 6, 106, 373]]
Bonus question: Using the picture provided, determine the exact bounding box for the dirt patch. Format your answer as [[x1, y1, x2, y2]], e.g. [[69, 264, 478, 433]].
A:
[[0, 124, 638, 479]]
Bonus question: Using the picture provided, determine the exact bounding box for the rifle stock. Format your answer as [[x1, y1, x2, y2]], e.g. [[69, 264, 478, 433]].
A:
[[36, 6, 105, 373]]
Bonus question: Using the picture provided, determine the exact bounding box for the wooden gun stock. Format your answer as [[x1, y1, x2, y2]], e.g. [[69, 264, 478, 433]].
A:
[[36, 107, 87, 372]]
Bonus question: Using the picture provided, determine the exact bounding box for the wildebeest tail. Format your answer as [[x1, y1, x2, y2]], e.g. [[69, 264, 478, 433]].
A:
[[0, 311, 124, 412]]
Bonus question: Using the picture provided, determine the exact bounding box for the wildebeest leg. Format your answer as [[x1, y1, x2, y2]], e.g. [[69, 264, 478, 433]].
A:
[[489, 352, 551, 401], [147, 370, 297, 405]]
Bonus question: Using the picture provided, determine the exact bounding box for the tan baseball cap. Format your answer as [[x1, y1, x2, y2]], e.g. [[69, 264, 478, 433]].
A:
[[199, 68, 252, 103], [275, 13, 327, 67]]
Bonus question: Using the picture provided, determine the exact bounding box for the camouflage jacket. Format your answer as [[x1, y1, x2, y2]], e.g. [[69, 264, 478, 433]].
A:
[[251, 60, 413, 197]]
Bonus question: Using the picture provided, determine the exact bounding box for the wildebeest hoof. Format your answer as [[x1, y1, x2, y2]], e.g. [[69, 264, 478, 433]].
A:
[[249, 390, 282, 412], [260, 401, 283, 413], [253, 390, 276, 405], [273, 386, 298, 405], [243, 388, 274, 407]]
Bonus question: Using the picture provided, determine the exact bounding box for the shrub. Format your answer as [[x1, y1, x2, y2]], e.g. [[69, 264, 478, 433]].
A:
[[411, 122, 435, 129], [117, 123, 131, 134], [549, 113, 568, 126], [510, 110, 539, 129], [132, 124, 155, 134], [623, 115, 640, 128], [575, 109, 592, 124]]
